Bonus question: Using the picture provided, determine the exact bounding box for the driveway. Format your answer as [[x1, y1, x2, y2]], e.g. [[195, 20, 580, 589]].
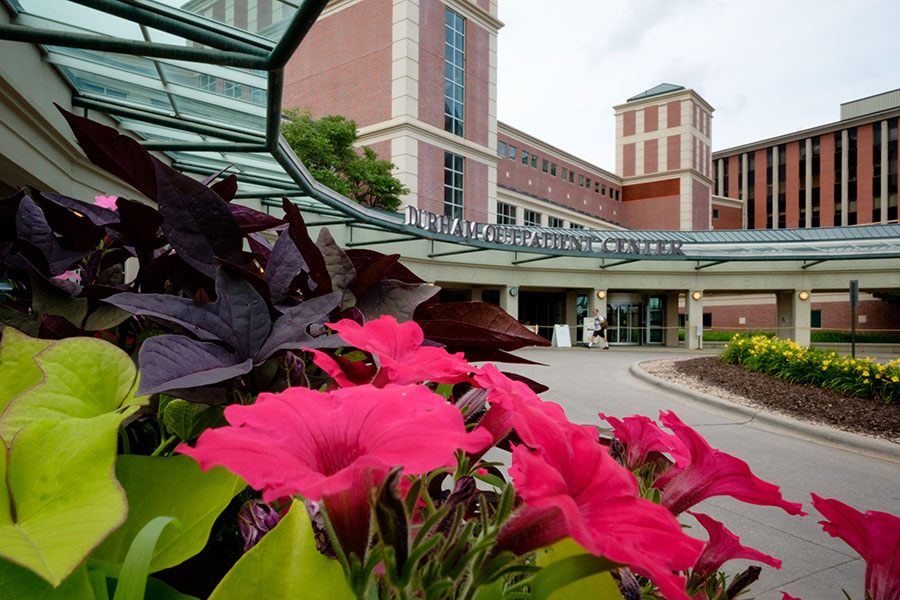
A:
[[505, 346, 900, 600]]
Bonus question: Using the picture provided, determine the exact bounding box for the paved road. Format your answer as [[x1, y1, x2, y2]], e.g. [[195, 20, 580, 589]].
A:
[[504, 346, 900, 600]]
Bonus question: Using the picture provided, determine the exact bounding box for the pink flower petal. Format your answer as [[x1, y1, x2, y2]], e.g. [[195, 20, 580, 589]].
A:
[[688, 511, 781, 584], [52, 269, 82, 283], [93, 195, 118, 210], [811, 494, 900, 600], [328, 316, 476, 386], [599, 412, 687, 469], [653, 411, 806, 516]]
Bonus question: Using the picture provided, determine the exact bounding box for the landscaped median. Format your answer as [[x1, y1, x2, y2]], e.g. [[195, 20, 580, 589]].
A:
[[720, 334, 900, 404]]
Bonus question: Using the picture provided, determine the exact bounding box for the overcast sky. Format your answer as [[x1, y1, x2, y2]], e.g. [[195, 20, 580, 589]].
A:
[[496, 0, 900, 170]]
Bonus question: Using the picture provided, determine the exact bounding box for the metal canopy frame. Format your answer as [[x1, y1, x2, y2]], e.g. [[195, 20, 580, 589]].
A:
[[2, 1, 900, 266]]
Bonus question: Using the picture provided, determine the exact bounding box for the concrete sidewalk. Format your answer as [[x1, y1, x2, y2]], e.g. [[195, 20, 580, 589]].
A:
[[508, 346, 900, 600]]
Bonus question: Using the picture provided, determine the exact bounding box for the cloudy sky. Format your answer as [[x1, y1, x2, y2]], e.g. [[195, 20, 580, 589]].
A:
[[496, 0, 900, 170]]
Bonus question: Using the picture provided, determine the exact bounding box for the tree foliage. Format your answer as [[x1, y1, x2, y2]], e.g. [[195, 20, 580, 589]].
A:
[[281, 109, 407, 212]]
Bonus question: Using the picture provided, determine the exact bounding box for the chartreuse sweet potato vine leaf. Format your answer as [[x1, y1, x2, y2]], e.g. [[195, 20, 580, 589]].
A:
[[0, 328, 50, 413], [93, 455, 243, 574], [0, 329, 148, 587], [534, 538, 624, 600], [208, 501, 353, 600], [0, 559, 98, 600]]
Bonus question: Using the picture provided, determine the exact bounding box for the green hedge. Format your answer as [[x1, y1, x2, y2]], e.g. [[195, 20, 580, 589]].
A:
[[720, 334, 900, 404]]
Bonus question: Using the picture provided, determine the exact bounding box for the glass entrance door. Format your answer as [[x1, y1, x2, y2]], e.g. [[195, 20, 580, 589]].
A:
[[646, 295, 664, 344], [608, 303, 642, 345]]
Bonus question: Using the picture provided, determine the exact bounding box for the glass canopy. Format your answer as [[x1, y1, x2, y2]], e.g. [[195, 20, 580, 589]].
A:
[[2, 0, 900, 265]]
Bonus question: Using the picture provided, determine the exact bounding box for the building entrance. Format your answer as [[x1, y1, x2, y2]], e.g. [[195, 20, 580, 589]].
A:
[[519, 291, 564, 341], [607, 303, 642, 344]]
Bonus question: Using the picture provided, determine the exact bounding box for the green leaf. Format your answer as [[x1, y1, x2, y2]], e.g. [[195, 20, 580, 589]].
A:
[[0, 332, 147, 586], [0, 334, 145, 439], [30, 273, 88, 327], [93, 455, 242, 573], [161, 399, 197, 441], [113, 517, 179, 600], [0, 327, 50, 413], [0, 559, 98, 600], [208, 501, 354, 600], [0, 416, 129, 586], [533, 539, 623, 600]]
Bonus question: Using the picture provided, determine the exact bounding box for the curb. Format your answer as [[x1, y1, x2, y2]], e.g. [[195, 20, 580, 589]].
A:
[[629, 361, 900, 465]]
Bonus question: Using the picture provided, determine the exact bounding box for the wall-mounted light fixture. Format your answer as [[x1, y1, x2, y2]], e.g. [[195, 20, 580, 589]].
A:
[[597, 290, 607, 300], [509, 287, 518, 297], [691, 291, 703, 301], [798, 291, 810, 301]]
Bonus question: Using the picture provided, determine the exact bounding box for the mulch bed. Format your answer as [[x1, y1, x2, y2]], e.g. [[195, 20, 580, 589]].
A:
[[673, 357, 900, 443]]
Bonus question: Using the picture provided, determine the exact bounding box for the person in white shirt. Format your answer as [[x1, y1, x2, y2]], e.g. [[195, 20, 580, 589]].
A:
[[589, 309, 609, 349]]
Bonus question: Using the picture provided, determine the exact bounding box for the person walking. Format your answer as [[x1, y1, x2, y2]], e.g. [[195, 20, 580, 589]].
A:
[[588, 309, 609, 349]]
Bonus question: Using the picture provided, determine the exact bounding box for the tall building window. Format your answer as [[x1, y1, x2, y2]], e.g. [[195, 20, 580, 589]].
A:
[[766, 147, 774, 229], [874, 123, 882, 223], [777, 144, 786, 228], [834, 132, 843, 225], [848, 127, 858, 225], [578, 174, 585, 188], [747, 153, 755, 228], [799, 140, 807, 226], [498, 141, 507, 157], [524, 209, 541, 226], [531, 154, 538, 168], [548, 216, 563, 228], [508, 145, 516, 160], [444, 7, 465, 136], [521, 151, 529, 165], [569, 223, 584, 229], [889, 118, 898, 222], [722, 159, 729, 197], [542, 159, 549, 173], [224, 80, 242, 98], [569, 170, 575, 183], [496, 201, 516, 225], [812, 136, 821, 227], [561, 167, 568, 181], [586, 177, 591, 190], [443, 152, 464, 219], [550, 163, 557, 176], [737, 157, 743, 201]]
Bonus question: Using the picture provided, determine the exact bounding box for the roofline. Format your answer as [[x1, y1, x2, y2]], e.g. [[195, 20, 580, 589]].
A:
[[713, 105, 900, 158], [612, 87, 715, 113]]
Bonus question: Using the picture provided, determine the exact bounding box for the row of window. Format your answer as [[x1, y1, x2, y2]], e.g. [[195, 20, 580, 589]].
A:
[[718, 117, 899, 229], [497, 140, 620, 200], [495, 202, 584, 228]]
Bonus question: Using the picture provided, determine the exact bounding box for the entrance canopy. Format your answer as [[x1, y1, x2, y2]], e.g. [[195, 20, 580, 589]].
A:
[[2, 0, 900, 268]]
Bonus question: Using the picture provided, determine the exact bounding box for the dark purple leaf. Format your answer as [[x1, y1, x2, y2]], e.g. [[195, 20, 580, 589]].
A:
[[56, 105, 158, 200], [264, 228, 305, 309], [39, 192, 120, 226], [138, 251, 214, 296], [211, 174, 238, 202], [38, 314, 85, 339], [31, 195, 105, 252], [346, 248, 424, 284], [229, 203, 286, 234], [15, 196, 89, 275], [350, 253, 400, 300], [316, 228, 356, 297], [155, 161, 243, 278], [500, 371, 550, 393], [200, 166, 234, 187], [415, 302, 551, 350], [446, 348, 547, 365], [281, 198, 332, 296], [107, 198, 164, 253], [136, 334, 253, 396], [255, 291, 342, 362], [105, 267, 271, 357], [0, 189, 26, 241], [217, 258, 274, 313], [357, 280, 439, 322], [247, 232, 273, 266]]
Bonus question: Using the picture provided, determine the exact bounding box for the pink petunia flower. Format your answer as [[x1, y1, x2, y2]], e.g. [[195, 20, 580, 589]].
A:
[[652, 411, 806, 516], [687, 511, 781, 584], [811, 494, 900, 600], [178, 383, 491, 558], [780, 593, 802, 600], [320, 316, 477, 387], [599, 412, 688, 470], [93, 195, 118, 210], [52, 269, 82, 283], [499, 399, 703, 600]]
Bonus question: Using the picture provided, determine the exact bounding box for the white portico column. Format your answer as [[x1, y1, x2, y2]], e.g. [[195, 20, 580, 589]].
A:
[[686, 290, 704, 350], [500, 285, 519, 321], [664, 291, 680, 347], [776, 290, 812, 347]]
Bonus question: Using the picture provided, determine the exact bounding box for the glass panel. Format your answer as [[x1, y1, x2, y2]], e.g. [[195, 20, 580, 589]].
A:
[[174, 0, 298, 40]]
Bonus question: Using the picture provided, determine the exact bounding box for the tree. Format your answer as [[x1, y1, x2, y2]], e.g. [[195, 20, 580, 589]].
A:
[[281, 109, 408, 211]]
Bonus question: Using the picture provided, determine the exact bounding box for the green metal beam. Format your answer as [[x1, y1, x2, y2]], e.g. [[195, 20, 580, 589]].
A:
[[233, 190, 305, 200], [428, 247, 489, 258], [801, 259, 827, 269], [695, 260, 728, 270], [0, 24, 268, 69], [140, 142, 268, 152], [346, 235, 421, 247], [173, 163, 297, 189], [512, 255, 558, 265], [66, 0, 270, 56], [267, 0, 330, 69], [305, 218, 357, 227], [72, 96, 265, 143]]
